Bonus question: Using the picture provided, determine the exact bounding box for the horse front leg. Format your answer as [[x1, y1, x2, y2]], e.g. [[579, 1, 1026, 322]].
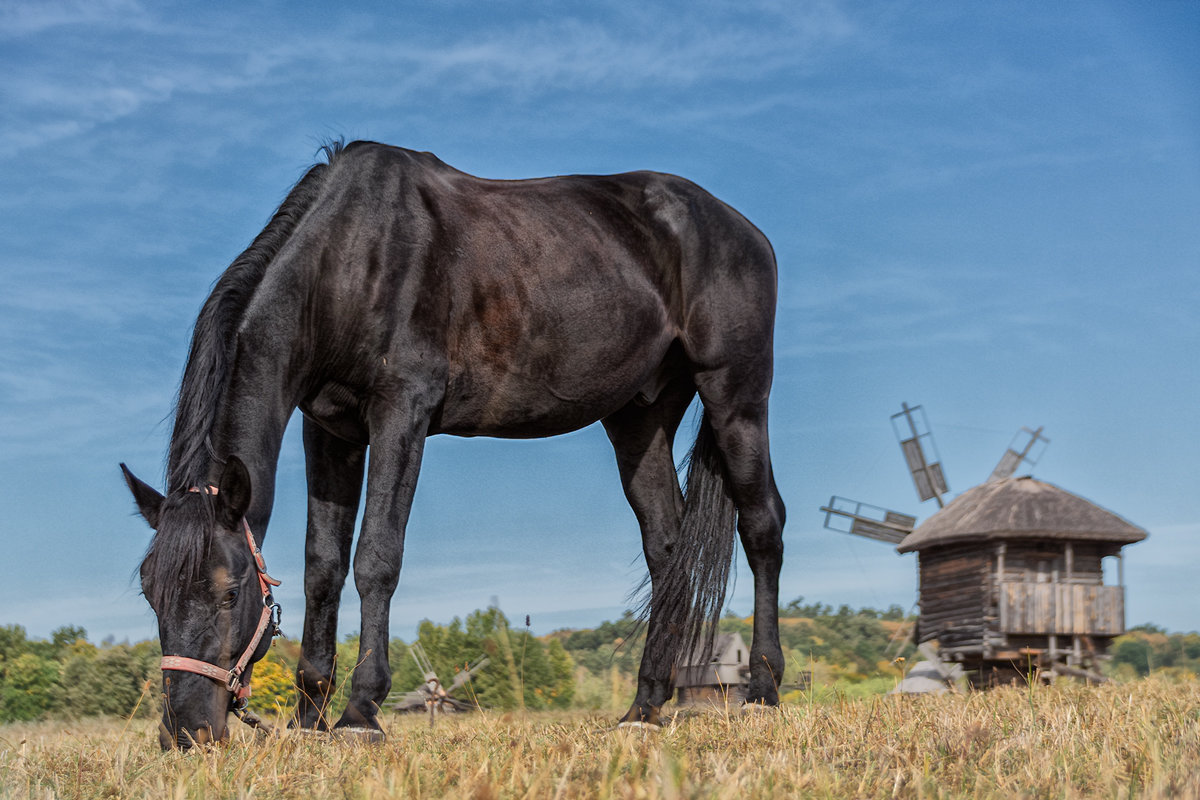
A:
[[294, 418, 365, 730], [333, 406, 430, 737]]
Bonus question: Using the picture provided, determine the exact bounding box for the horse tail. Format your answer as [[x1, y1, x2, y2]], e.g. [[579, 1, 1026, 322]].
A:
[[643, 410, 738, 670], [166, 141, 346, 490]]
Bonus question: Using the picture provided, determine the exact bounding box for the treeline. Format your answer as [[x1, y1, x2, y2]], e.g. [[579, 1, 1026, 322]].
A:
[[387, 606, 575, 711], [4, 604, 1196, 723], [0, 625, 159, 722], [0, 609, 577, 725], [771, 598, 915, 681], [184, 606, 578, 719], [1108, 624, 1200, 680], [552, 600, 921, 706]]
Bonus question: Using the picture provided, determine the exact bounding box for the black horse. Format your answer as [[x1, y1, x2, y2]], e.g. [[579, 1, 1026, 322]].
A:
[[121, 141, 786, 748]]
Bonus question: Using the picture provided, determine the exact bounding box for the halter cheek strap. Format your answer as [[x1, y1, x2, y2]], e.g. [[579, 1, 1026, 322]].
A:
[[160, 486, 282, 706]]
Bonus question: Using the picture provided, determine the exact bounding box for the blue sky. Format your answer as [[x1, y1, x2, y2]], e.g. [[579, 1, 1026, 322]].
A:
[[1, 1, 1197, 644]]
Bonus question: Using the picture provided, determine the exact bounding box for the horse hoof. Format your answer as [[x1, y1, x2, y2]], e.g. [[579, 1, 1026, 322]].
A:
[[741, 702, 778, 715], [333, 726, 386, 744], [288, 727, 328, 737], [616, 720, 662, 731]]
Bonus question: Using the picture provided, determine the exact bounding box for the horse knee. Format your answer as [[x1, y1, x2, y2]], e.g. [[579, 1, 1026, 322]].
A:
[[353, 548, 402, 595], [304, 545, 349, 602]]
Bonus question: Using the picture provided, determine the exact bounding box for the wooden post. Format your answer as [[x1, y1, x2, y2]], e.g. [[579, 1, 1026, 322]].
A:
[[1064, 542, 1074, 637], [997, 542, 1007, 633]]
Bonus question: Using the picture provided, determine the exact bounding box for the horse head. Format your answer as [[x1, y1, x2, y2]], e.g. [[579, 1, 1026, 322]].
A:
[[121, 456, 278, 750]]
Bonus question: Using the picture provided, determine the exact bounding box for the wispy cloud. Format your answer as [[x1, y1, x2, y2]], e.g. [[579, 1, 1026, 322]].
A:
[[0, 0, 148, 37], [1, 2, 861, 159]]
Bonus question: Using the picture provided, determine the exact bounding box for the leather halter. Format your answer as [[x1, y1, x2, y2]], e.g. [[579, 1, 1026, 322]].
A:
[[159, 485, 282, 708]]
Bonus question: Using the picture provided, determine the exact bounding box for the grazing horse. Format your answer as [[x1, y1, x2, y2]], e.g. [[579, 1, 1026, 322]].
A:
[[121, 141, 786, 749]]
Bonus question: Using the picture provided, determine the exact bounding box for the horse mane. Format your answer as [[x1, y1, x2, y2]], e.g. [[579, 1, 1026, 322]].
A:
[[141, 491, 218, 612], [145, 142, 344, 610], [165, 140, 345, 491]]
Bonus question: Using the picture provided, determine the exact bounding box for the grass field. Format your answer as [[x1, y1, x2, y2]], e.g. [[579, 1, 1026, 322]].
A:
[[2, 676, 1198, 799]]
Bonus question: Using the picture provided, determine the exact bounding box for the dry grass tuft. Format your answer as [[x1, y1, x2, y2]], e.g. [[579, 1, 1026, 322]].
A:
[[2, 676, 1198, 798]]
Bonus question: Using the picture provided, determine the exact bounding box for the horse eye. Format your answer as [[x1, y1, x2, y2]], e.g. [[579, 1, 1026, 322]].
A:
[[219, 588, 239, 608]]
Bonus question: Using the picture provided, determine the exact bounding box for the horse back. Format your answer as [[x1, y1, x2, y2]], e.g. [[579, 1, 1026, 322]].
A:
[[280, 142, 776, 437]]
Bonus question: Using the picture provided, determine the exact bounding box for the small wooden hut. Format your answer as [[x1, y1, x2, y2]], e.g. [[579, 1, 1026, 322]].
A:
[[675, 632, 750, 705], [897, 476, 1147, 685]]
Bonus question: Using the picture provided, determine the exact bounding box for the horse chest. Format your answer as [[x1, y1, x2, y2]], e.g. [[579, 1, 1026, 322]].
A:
[[300, 380, 369, 443]]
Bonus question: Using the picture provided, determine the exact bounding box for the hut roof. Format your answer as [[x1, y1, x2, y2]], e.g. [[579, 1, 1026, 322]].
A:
[[896, 476, 1147, 554]]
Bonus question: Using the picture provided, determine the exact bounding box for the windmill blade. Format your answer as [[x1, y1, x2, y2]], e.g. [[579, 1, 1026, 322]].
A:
[[409, 640, 438, 682], [447, 656, 490, 693], [891, 403, 948, 507], [389, 690, 431, 712], [988, 426, 1049, 482], [821, 496, 916, 545], [441, 696, 482, 712]]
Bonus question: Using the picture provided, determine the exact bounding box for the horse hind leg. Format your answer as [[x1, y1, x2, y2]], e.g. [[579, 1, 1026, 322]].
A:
[[601, 376, 695, 725], [692, 371, 787, 706]]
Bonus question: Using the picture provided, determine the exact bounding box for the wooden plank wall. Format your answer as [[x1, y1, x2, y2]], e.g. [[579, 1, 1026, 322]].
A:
[[917, 544, 988, 645], [999, 582, 1124, 635]]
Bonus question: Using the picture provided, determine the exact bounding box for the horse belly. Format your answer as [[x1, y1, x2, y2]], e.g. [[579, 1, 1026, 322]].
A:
[[435, 300, 674, 438]]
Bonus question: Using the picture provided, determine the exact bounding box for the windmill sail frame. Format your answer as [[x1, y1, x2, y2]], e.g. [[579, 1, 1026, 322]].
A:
[[821, 496, 916, 545], [988, 426, 1049, 482], [892, 403, 948, 506]]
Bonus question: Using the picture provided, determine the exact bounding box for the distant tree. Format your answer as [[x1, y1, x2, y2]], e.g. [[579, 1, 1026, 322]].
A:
[[779, 597, 832, 618], [388, 608, 579, 711], [0, 624, 30, 665], [59, 644, 153, 718], [51, 626, 88, 654], [1111, 636, 1154, 676], [1, 652, 60, 721], [1109, 629, 1200, 679], [249, 652, 296, 714], [544, 639, 575, 709]]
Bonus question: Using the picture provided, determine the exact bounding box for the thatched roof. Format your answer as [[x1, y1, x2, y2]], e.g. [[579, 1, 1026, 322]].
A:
[[896, 476, 1147, 553]]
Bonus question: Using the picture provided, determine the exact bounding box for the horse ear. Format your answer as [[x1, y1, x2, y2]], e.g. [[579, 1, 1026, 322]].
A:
[[120, 463, 164, 529], [216, 455, 252, 529]]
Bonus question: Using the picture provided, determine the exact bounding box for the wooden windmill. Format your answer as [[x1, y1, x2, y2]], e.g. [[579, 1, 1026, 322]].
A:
[[389, 640, 490, 717], [820, 404, 1145, 686]]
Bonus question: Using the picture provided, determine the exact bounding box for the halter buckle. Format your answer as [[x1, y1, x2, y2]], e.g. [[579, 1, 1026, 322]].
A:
[[269, 602, 283, 636]]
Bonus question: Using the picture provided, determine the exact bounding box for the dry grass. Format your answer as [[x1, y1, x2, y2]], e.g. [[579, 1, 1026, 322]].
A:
[[2, 676, 1198, 799]]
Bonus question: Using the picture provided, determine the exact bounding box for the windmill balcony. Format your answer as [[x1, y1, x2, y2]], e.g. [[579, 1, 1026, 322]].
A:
[[998, 581, 1125, 637]]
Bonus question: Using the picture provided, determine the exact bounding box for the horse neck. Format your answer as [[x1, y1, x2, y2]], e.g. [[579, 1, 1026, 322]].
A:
[[205, 353, 305, 539]]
